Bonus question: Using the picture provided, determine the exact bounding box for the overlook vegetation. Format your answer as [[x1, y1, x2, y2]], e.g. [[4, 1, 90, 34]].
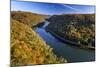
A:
[[46, 14, 95, 48], [11, 11, 49, 27], [11, 11, 67, 66]]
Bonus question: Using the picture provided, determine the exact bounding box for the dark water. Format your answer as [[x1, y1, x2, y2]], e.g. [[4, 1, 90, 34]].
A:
[[35, 22, 95, 63]]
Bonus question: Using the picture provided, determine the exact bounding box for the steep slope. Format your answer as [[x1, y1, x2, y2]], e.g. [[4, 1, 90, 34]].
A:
[[11, 11, 48, 27], [11, 19, 66, 66], [46, 14, 95, 48]]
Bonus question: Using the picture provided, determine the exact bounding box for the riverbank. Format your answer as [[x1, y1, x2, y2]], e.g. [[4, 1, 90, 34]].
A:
[[46, 28, 95, 50], [35, 27, 95, 63]]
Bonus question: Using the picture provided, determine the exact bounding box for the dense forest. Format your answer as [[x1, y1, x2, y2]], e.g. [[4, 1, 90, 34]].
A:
[[11, 11, 67, 66], [11, 11, 49, 27], [11, 11, 95, 66], [46, 14, 95, 49]]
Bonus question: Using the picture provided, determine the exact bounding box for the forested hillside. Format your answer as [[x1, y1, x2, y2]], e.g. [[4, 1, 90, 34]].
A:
[[46, 14, 95, 48], [11, 11, 67, 66], [11, 11, 49, 27]]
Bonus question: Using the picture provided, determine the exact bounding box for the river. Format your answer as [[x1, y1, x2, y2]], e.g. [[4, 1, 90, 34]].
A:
[[35, 21, 95, 63]]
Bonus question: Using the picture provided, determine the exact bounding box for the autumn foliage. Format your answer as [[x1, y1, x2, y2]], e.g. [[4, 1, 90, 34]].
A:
[[46, 14, 95, 48], [11, 11, 48, 27], [11, 11, 67, 66]]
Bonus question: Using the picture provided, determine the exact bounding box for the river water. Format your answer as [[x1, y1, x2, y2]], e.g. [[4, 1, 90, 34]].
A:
[[35, 21, 95, 63]]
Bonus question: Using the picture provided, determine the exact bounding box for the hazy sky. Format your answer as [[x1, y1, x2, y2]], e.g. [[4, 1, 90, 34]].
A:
[[11, 1, 95, 15]]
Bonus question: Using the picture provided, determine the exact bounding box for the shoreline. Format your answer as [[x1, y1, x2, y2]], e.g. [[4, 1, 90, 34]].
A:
[[46, 28, 95, 50]]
